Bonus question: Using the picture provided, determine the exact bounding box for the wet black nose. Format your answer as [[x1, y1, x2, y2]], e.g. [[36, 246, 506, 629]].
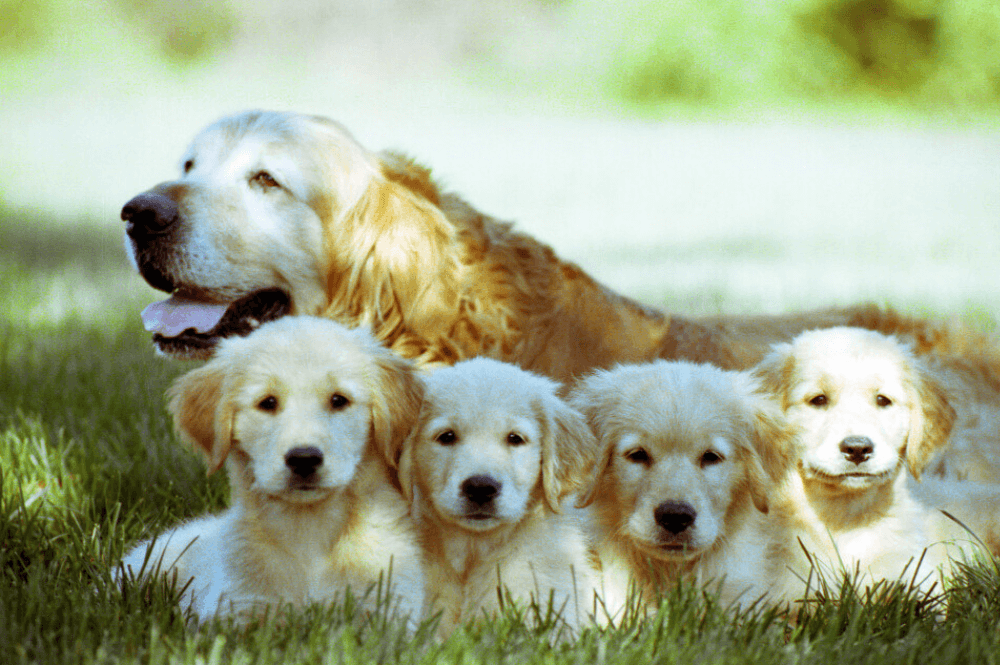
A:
[[461, 475, 502, 506], [284, 446, 324, 477], [654, 500, 697, 535], [121, 192, 179, 238], [839, 436, 875, 465]]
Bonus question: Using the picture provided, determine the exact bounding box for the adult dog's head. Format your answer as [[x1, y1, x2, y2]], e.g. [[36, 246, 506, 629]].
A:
[[753, 327, 955, 492], [568, 361, 794, 562], [122, 110, 459, 359], [167, 316, 423, 504], [397, 358, 595, 533]]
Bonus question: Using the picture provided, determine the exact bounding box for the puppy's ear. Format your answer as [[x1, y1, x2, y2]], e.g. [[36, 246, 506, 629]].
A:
[[566, 371, 619, 509], [367, 346, 424, 469], [751, 342, 796, 409], [326, 168, 461, 344], [536, 394, 599, 513], [735, 372, 797, 514], [396, 433, 416, 503], [166, 362, 234, 475], [904, 359, 956, 480]]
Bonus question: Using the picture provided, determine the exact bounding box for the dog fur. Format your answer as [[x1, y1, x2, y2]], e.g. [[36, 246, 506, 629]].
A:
[[568, 360, 797, 619], [115, 316, 425, 622], [393, 358, 599, 634]]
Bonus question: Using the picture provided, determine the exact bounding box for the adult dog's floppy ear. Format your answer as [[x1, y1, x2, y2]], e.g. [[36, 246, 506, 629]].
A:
[[536, 394, 598, 513], [904, 357, 956, 480], [167, 362, 234, 475]]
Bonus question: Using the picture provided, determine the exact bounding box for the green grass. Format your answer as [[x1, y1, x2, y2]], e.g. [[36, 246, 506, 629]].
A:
[[4, 206, 1000, 664]]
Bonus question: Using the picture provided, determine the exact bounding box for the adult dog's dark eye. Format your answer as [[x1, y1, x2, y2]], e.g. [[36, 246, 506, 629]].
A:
[[624, 448, 651, 465], [257, 395, 279, 412], [506, 432, 526, 446], [330, 393, 349, 410], [183, 159, 194, 174], [700, 450, 724, 467], [251, 170, 280, 189], [875, 394, 892, 407], [435, 430, 457, 445], [808, 394, 828, 407]]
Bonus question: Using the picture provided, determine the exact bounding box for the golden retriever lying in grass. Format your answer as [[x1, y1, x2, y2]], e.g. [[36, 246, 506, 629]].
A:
[[120, 111, 1000, 446], [567, 361, 797, 619], [116, 316, 425, 622], [754, 327, 998, 595], [395, 358, 599, 634]]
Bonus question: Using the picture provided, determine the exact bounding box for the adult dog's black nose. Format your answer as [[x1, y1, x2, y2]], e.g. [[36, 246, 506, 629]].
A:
[[121, 192, 179, 238], [839, 436, 875, 465], [461, 475, 502, 506], [285, 446, 324, 478], [654, 500, 697, 535]]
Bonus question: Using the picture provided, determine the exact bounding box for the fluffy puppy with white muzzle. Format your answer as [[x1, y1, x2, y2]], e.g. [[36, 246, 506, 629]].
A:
[[115, 316, 425, 623], [395, 358, 600, 634], [568, 360, 798, 620], [755, 327, 994, 594]]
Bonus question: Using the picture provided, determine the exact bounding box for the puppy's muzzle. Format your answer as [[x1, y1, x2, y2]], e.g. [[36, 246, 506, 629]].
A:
[[839, 436, 875, 465], [285, 446, 324, 479], [461, 475, 502, 508], [654, 500, 697, 535], [122, 192, 179, 240]]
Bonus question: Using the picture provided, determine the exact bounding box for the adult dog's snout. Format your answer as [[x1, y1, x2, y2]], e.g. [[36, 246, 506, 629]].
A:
[[122, 192, 179, 239], [839, 435, 875, 465], [654, 500, 697, 535], [461, 475, 502, 506], [284, 446, 324, 478]]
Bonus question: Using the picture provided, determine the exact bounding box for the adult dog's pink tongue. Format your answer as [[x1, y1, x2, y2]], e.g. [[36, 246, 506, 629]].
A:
[[141, 296, 229, 337]]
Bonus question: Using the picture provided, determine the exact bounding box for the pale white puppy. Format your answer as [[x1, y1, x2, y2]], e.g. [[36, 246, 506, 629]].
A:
[[754, 327, 995, 595], [395, 358, 600, 634], [116, 316, 425, 622]]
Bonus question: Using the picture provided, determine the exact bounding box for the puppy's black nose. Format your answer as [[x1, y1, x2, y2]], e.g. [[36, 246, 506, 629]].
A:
[[654, 500, 697, 535], [839, 436, 875, 465], [121, 192, 179, 238], [461, 475, 502, 506], [285, 446, 324, 477]]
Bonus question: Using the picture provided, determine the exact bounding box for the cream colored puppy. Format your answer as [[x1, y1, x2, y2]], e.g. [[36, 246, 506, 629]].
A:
[[116, 316, 425, 622], [396, 358, 599, 634], [568, 360, 797, 621], [754, 327, 992, 594]]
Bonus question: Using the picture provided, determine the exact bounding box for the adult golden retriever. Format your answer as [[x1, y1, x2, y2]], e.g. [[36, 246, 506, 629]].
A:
[[115, 316, 425, 622], [567, 360, 797, 618], [754, 327, 997, 594], [396, 358, 599, 634], [120, 110, 1000, 399]]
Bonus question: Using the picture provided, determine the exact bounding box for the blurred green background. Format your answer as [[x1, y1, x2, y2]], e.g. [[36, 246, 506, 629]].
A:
[[2, 0, 999, 320]]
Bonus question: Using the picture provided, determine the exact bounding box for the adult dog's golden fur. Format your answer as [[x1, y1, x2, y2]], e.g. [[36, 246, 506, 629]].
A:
[[395, 358, 599, 633], [754, 327, 995, 594], [568, 361, 797, 618], [115, 317, 425, 621], [122, 110, 1000, 483]]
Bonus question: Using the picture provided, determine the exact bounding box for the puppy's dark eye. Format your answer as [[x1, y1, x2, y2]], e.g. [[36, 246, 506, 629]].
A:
[[624, 448, 651, 465], [875, 394, 892, 407], [506, 432, 526, 446], [700, 450, 724, 467], [183, 159, 194, 174], [330, 393, 349, 410], [251, 170, 280, 189], [257, 395, 279, 412], [435, 430, 457, 445], [808, 394, 828, 407]]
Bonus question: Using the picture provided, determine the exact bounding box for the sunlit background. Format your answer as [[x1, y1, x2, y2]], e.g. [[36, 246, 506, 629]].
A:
[[3, 0, 1000, 323]]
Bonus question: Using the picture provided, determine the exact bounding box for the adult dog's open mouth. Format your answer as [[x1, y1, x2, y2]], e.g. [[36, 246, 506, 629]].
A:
[[142, 289, 292, 360]]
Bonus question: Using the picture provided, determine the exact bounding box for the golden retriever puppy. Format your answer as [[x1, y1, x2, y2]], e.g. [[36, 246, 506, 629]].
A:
[[120, 110, 1000, 444], [394, 358, 599, 634], [567, 361, 797, 620], [116, 316, 425, 622], [754, 327, 995, 594]]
